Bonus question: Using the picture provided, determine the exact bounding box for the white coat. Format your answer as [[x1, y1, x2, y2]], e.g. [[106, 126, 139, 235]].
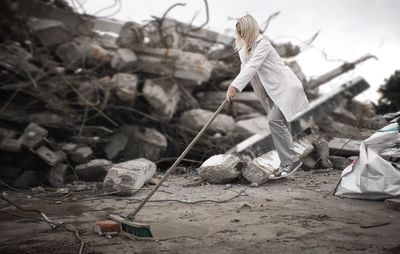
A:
[[231, 34, 310, 122]]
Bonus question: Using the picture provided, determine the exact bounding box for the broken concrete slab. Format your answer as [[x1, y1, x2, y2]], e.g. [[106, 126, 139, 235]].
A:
[[104, 132, 128, 160], [198, 154, 245, 184], [229, 77, 370, 156], [103, 158, 156, 196], [116, 21, 143, 48], [0, 138, 21, 152], [142, 79, 180, 120], [75, 159, 113, 181], [69, 146, 93, 164], [121, 126, 167, 161], [329, 155, 354, 170], [318, 117, 374, 140], [134, 47, 213, 82], [179, 109, 235, 135], [111, 48, 137, 71], [234, 116, 269, 138], [308, 54, 376, 89], [112, 73, 138, 103], [20, 123, 48, 149], [242, 152, 278, 185], [36, 146, 66, 166], [328, 137, 362, 157], [47, 164, 69, 187], [56, 38, 112, 68], [13, 170, 38, 189], [30, 18, 72, 47], [385, 199, 400, 212]]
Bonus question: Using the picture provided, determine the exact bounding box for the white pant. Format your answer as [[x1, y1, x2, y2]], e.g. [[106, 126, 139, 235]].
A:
[[268, 100, 299, 167]]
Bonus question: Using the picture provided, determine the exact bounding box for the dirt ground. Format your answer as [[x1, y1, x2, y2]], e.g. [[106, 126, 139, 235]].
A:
[[1, 169, 400, 254]]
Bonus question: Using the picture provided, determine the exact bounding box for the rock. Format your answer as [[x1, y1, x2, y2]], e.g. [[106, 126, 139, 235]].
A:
[[242, 152, 279, 185], [120, 126, 167, 161], [198, 154, 245, 183], [111, 48, 137, 71], [112, 73, 138, 103], [13, 170, 38, 189], [47, 164, 69, 187], [116, 21, 143, 47], [55, 40, 85, 68], [20, 123, 48, 149], [69, 146, 93, 164], [103, 158, 156, 196], [142, 79, 180, 120], [328, 137, 362, 157], [36, 146, 66, 166], [234, 116, 269, 137], [134, 47, 213, 82], [359, 115, 387, 130], [329, 155, 353, 170], [75, 159, 113, 181], [30, 18, 72, 47], [104, 132, 129, 160], [0, 138, 21, 152], [179, 109, 235, 135], [56, 37, 112, 68]]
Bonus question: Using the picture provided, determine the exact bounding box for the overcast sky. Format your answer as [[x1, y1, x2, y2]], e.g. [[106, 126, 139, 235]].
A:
[[68, 0, 400, 103]]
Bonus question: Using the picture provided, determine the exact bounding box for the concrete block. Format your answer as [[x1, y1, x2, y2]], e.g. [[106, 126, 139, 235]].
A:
[[329, 138, 361, 157], [20, 123, 48, 149], [198, 154, 245, 184], [111, 48, 137, 71], [75, 159, 113, 181], [103, 158, 156, 196], [142, 79, 180, 120], [112, 73, 138, 103], [47, 164, 69, 187], [179, 109, 235, 135], [36, 146, 66, 166], [30, 18, 72, 47], [69, 146, 93, 164]]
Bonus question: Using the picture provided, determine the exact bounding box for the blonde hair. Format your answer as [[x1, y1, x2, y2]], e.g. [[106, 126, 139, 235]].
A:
[[234, 15, 260, 56]]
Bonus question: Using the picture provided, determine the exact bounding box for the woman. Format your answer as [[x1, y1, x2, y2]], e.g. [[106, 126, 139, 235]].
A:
[[226, 15, 309, 179]]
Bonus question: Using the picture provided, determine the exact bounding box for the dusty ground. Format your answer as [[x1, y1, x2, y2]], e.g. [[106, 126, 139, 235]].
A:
[[0, 169, 400, 254]]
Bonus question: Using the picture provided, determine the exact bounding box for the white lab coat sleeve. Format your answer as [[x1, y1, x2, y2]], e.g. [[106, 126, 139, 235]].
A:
[[231, 40, 271, 92]]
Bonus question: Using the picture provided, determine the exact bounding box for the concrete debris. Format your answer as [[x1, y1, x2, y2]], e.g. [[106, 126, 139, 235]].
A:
[[111, 48, 137, 71], [242, 153, 277, 185], [328, 138, 362, 157], [0, 2, 387, 190], [103, 158, 156, 196], [143, 79, 180, 120], [116, 126, 167, 161], [104, 132, 129, 160], [112, 73, 138, 103], [47, 163, 69, 187], [329, 155, 356, 170], [20, 123, 48, 149], [69, 146, 93, 164], [198, 154, 245, 183], [180, 109, 235, 135], [30, 18, 72, 47], [36, 145, 66, 166], [75, 159, 113, 181]]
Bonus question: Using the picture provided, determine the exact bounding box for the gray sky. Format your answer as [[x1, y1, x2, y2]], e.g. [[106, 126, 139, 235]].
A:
[[69, 0, 400, 103]]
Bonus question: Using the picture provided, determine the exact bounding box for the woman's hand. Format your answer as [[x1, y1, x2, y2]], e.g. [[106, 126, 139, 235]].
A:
[[226, 85, 238, 103]]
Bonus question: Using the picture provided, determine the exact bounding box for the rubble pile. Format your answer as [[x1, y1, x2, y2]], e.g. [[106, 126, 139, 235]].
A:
[[0, 0, 388, 191]]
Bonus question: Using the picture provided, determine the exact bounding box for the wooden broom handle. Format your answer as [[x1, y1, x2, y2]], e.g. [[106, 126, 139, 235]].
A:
[[128, 99, 228, 219]]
